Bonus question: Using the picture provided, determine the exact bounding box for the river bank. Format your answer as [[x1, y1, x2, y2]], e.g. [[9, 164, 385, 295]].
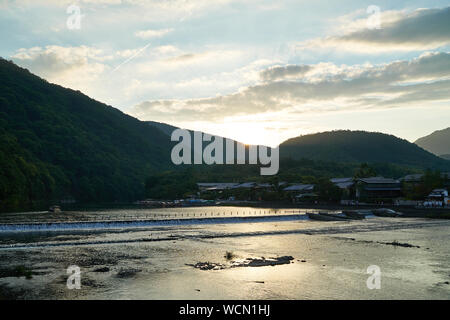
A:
[[216, 202, 450, 219], [2, 201, 449, 220]]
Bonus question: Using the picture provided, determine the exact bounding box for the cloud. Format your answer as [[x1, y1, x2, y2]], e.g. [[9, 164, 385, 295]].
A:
[[300, 7, 450, 53], [0, 0, 237, 22], [121, 57, 275, 103], [131, 52, 450, 122], [11, 45, 108, 79], [164, 53, 199, 63], [135, 28, 173, 39], [135, 48, 247, 75], [260, 65, 311, 81], [11, 45, 109, 97]]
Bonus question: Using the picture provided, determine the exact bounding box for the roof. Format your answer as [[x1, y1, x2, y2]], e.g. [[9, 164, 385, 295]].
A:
[[204, 186, 226, 191], [232, 182, 257, 189], [283, 184, 314, 191], [364, 187, 401, 191], [358, 177, 400, 184], [400, 174, 423, 182], [294, 193, 318, 198], [428, 189, 448, 197], [197, 183, 238, 189], [331, 177, 354, 189], [335, 181, 354, 189], [330, 177, 353, 183], [401, 173, 450, 182]]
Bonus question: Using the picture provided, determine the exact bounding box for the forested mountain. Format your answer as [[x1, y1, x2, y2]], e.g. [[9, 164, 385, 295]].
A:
[[146, 121, 179, 136], [280, 130, 450, 170], [147, 121, 263, 165], [149, 122, 450, 171], [1, 58, 449, 211], [0, 58, 173, 212], [415, 127, 450, 157], [144, 124, 445, 199]]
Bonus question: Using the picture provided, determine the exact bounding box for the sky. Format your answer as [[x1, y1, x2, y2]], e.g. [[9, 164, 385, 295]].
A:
[[1, 0, 449, 147]]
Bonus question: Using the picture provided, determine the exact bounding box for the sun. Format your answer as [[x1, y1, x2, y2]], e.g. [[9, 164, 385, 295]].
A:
[[185, 119, 287, 147], [221, 123, 272, 146]]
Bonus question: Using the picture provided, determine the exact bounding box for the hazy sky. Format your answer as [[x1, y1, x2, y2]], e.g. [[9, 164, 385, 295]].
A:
[[1, 0, 449, 146]]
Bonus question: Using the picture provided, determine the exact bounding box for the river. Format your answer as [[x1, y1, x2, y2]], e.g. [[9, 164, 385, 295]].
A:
[[0, 206, 449, 299]]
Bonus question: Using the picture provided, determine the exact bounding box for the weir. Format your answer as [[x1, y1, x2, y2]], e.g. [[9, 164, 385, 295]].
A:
[[0, 214, 309, 233]]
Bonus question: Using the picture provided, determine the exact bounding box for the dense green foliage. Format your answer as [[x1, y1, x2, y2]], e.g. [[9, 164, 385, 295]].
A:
[[0, 59, 172, 212], [145, 158, 420, 200], [314, 177, 343, 202], [402, 170, 447, 200], [2, 59, 449, 211], [280, 130, 450, 170], [354, 163, 377, 179], [145, 123, 443, 200], [146, 121, 179, 136]]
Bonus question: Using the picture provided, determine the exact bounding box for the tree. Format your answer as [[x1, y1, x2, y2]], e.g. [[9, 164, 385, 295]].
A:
[[314, 177, 343, 202], [354, 163, 377, 179]]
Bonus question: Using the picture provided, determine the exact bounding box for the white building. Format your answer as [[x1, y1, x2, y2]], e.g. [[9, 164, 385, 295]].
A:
[[425, 189, 449, 207]]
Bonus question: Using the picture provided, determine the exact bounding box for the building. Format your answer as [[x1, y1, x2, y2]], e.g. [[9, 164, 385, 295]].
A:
[[197, 183, 238, 192], [427, 188, 448, 199], [399, 174, 423, 198], [400, 172, 450, 185], [283, 184, 314, 192], [355, 177, 401, 200], [283, 184, 316, 202], [399, 174, 423, 184], [443, 173, 450, 188], [330, 177, 354, 198], [427, 189, 448, 203], [400, 173, 450, 198], [330, 177, 354, 188], [425, 189, 449, 207], [232, 182, 257, 189], [255, 183, 272, 189]]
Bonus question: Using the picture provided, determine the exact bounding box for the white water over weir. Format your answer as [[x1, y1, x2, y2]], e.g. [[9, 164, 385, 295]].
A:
[[0, 214, 309, 232]]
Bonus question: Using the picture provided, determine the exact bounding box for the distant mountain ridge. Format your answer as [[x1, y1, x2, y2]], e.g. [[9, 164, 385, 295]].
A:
[[146, 121, 179, 136], [146, 121, 266, 165], [150, 121, 450, 171], [279, 130, 450, 170], [415, 127, 450, 158]]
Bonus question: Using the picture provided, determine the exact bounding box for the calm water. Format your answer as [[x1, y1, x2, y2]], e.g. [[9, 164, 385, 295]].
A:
[[0, 206, 449, 299], [0, 206, 330, 223]]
